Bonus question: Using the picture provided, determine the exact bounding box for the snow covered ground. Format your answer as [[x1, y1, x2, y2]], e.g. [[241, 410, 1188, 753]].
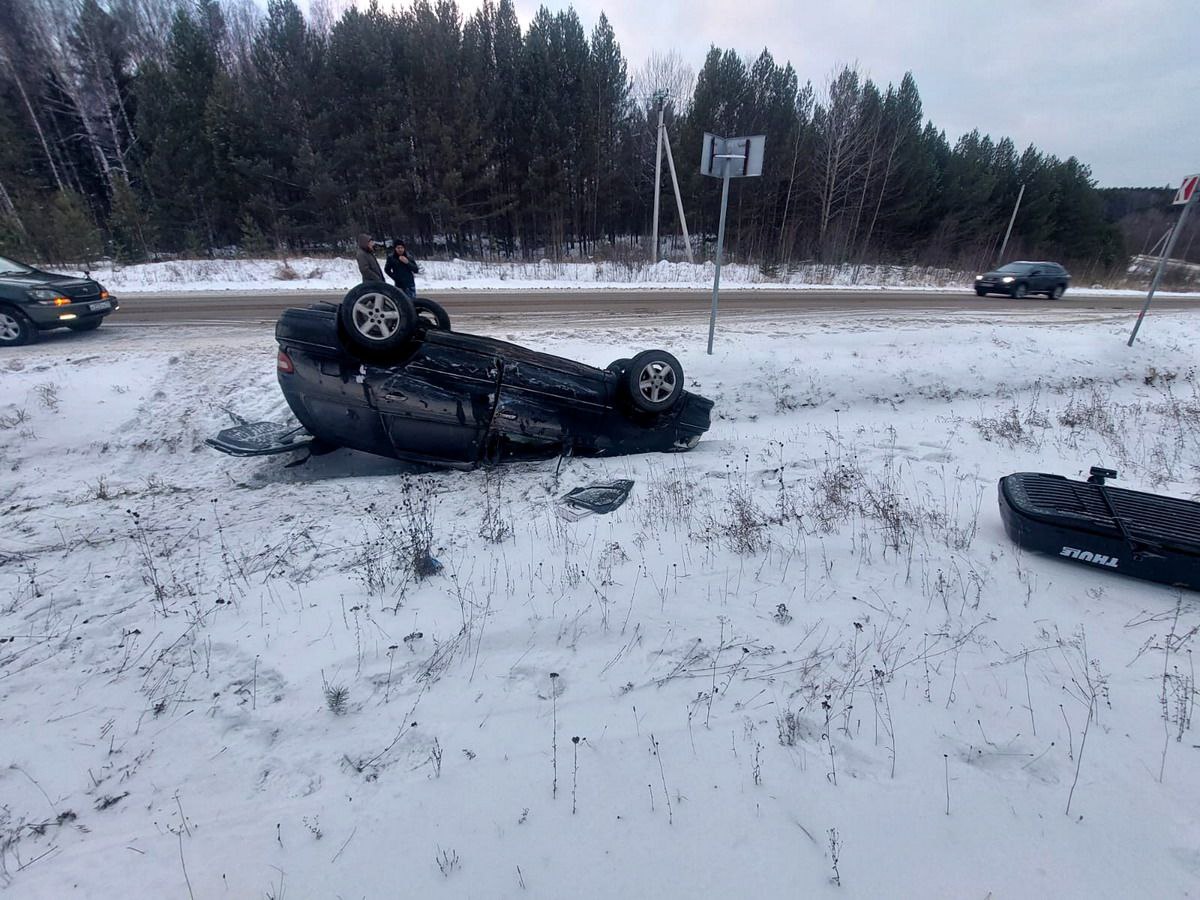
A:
[[2, 309, 1200, 898], [67, 255, 1200, 299]]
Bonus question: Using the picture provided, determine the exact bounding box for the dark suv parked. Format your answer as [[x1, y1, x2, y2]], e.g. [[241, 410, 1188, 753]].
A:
[[975, 261, 1070, 299], [0, 255, 117, 346]]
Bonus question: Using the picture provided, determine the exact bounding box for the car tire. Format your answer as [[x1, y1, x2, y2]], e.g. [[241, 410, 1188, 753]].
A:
[[1013, 283, 1027, 299], [67, 318, 103, 332], [606, 357, 633, 376], [413, 297, 451, 331], [0, 306, 36, 346], [1050, 284, 1065, 299], [339, 283, 416, 354], [974, 288, 987, 297], [625, 350, 684, 413]]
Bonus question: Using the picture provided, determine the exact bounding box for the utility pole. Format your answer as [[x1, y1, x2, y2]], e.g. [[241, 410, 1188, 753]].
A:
[[649, 91, 694, 264], [662, 122, 693, 263], [651, 95, 664, 264], [997, 184, 1025, 265]]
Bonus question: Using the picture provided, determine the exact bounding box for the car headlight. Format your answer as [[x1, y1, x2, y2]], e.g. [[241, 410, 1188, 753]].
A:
[[975, 275, 983, 281], [1001, 276, 1014, 283], [28, 288, 71, 305]]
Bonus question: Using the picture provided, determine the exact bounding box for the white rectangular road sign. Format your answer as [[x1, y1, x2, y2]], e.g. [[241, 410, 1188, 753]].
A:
[[1174, 174, 1199, 205], [700, 133, 766, 178]]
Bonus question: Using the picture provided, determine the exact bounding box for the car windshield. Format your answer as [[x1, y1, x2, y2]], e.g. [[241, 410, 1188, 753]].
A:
[[0, 255, 31, 276], [995, 263, 1034, 274]]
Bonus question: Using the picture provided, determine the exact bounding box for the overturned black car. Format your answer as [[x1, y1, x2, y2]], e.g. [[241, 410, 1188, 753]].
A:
[[209, 284, 713, 468]]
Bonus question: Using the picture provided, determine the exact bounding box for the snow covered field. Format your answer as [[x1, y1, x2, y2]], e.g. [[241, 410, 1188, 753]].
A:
[[2, 310, 1200, 898], [72, 255, 1200, 299]]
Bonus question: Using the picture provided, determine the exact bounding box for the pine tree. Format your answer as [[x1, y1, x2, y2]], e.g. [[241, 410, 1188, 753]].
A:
[[108, 176, 155, 262]]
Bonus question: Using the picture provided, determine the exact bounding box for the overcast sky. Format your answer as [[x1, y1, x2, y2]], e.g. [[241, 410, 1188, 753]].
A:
[[364, 0, 1197, 188]]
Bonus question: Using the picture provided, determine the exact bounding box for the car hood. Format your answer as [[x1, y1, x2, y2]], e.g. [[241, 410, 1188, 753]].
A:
[[0, 269, 93, 289], [0, 269, 102, 301]]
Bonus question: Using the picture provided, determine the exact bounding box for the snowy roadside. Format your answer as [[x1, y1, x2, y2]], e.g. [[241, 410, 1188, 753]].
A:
[[57, 255, 1200, 299], [2, 313, 1200, 898]]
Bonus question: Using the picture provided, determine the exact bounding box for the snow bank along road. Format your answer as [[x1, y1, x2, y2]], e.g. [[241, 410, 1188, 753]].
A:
[[108, 287, 1200, 328]]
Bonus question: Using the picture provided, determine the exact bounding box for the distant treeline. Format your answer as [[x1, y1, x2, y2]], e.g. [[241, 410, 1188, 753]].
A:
[[0, 0, 1171, 275]]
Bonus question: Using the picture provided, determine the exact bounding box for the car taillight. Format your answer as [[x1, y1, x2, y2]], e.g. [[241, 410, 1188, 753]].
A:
[[277, 350, 294, 374]]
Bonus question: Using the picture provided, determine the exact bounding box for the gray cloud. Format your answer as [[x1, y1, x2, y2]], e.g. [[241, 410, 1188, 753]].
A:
[[479, 0, 1198, 187]]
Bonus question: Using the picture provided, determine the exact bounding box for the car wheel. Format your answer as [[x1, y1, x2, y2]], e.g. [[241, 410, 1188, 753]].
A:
[[0, 307, 36, 346], [1050, 284, 1065, 299], [606, 357, 632, 376], [67, 318, 103, 332], [413, 297, 451, 331], [339, 283, 416, 354], [1012, 283, 1027, 299], [625, 350, 684, 413], [974, 288, 987, 297]]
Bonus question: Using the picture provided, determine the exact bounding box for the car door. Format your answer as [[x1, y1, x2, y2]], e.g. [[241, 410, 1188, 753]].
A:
[[364, 337, 500, 464], [489, 346, 611, 446]]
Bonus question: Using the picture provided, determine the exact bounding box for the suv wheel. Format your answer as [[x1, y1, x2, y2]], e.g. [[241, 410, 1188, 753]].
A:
[[0, 307, 36, 346], [1012, 283, 1027, 299], [1050, 284, 1065, 299], [338, 284, 416, 354], [413, 297, 451, 331], [625, 350, 684, 413]]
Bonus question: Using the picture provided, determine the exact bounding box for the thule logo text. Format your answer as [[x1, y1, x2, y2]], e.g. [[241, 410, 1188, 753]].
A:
[[1060, 547, 1119, 568]]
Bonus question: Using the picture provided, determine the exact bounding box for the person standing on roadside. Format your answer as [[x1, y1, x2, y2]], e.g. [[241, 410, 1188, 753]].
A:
[[356, 233, 385, 283], [384, 239, 420, 298]]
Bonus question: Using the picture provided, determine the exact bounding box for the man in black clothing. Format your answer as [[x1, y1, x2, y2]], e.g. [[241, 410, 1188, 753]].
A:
[[384, 240, 420, 297], [356, 233, 385, 283]]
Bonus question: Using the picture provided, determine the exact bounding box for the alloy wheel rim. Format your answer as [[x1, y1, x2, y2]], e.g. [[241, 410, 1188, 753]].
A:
[[637, 362, 676, 404], [0, 312, 19, 341], [352, 293, 401, 340]]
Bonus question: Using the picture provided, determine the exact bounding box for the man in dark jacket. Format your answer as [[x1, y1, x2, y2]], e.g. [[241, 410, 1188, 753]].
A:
[[384, 239, 420, 297], [356, 233, 385, 283]]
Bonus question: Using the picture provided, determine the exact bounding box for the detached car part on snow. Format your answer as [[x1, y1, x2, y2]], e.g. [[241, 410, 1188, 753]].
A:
[[999, 468, 1200, 590], [209, 284, 713, 468]]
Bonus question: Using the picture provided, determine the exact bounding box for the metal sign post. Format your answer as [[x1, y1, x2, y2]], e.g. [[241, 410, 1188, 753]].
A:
[[1128, 173, 1199, 346], [701, 132, 765, 354], [707, 160, 733, 355]]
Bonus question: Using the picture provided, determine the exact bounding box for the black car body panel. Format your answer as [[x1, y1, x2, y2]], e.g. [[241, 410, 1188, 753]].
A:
[[998, 472, 1200, 589], [270, 305, 713, 467], [0, 256, 117, 339], [975, 261, 1070, 297]]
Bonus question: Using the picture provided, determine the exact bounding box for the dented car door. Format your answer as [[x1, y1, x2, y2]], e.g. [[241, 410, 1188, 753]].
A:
[[365, 340, 499, 465]]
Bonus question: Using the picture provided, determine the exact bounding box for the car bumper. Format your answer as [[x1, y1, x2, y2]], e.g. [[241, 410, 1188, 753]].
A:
[[25, 297, 118, 328]]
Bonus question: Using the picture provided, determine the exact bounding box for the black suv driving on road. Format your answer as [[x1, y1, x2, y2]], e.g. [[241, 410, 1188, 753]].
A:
[[975, 261, 1070, 298], [0, 255, 117, 346]]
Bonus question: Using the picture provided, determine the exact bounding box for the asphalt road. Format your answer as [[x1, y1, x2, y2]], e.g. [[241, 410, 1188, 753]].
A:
[[109, 288, 1198, 327]]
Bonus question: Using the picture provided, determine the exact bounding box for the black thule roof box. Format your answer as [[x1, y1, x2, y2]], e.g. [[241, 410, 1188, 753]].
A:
[[998, 468, 1200, 590]]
